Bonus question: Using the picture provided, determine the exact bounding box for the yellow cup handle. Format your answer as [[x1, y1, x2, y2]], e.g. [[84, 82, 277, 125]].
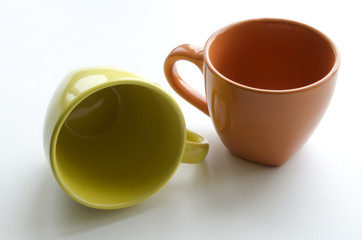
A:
[[181, 130, 209, 164]]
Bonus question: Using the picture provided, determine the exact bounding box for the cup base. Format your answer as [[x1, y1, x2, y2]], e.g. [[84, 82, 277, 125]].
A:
[[227, 149, 289, 167]]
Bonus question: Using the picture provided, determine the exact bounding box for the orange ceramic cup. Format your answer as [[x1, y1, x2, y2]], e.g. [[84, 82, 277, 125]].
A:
[[164, 18, 340, 166]]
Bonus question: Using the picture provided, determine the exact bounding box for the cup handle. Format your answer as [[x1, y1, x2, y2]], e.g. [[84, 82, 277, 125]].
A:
[[164, 44, 209, 116], [181, 130, 209, 164]]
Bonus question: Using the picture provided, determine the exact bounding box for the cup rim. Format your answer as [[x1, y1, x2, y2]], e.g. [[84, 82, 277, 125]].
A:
[[204, 18, 341, 94], [49, 75, 186, 209]]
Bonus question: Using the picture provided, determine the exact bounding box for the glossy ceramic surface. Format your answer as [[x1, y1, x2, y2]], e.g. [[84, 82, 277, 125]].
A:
[[44, 67, 209, 209], [164, 19, 340, 166]]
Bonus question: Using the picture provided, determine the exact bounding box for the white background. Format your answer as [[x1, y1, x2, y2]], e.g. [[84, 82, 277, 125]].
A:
[[1, 0, 361, 239]]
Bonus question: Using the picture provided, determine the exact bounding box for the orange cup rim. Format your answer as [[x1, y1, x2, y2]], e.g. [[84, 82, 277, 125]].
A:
[[204, 18, 341, 94]]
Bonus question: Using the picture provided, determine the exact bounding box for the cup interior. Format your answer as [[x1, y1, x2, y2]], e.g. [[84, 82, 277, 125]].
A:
[[207, 19, 337, 90], [54, 83, 184, 208]]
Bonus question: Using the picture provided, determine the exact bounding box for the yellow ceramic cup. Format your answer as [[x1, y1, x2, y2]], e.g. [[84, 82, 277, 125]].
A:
[[43, 67, 209, 209]]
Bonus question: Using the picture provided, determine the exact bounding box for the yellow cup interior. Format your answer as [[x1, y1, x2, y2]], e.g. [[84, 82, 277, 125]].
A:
[[53, 83, 185, 208]]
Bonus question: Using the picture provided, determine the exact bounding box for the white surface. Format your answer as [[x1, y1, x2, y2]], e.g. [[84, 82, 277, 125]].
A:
[[1, 0, 361, 239]]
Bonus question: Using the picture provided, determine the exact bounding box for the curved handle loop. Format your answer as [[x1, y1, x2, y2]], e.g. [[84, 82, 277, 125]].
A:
[[164, 44, 209, 116], [181, 130, 209, 164]]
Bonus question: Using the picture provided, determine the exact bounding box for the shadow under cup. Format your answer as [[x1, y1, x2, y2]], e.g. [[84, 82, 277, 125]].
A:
[[208, 20, 337, 90], [54, 83, 185, 208]]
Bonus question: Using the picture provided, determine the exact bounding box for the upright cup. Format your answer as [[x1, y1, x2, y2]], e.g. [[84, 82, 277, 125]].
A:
[[43, 67, 209, 209], [164, 18, 340, 166]]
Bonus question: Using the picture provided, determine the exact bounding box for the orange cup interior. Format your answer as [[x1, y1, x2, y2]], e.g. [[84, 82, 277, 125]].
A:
[[207, 20, 337, 90]]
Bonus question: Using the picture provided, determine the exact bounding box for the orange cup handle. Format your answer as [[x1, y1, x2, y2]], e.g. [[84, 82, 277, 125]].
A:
[[164, 44, 209, 116]]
